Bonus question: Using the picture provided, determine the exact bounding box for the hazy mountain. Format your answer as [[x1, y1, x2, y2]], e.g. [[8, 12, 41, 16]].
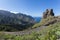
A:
[[34, 17, 42, 23]]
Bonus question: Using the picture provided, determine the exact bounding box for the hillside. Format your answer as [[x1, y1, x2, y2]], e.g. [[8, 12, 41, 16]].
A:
[[0, 10, 36, 31], [32, 9, 59, 28], [0, 9, 60, 40], [1, 21, 60, 40]]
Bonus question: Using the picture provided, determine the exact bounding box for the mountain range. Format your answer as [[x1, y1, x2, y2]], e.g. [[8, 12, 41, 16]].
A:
[[33, 17, 42, 23], [0, 10, 36, 31]]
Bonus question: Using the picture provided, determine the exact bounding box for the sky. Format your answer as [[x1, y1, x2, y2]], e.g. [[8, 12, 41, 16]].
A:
[[0, 0, 60, 17]]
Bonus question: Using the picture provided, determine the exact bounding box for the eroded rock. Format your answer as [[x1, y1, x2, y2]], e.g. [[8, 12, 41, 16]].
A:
[[43, 9, 54, 18]]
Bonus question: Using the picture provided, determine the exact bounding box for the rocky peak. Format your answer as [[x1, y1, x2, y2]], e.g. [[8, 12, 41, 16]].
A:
[[43, 9, 54, 18]]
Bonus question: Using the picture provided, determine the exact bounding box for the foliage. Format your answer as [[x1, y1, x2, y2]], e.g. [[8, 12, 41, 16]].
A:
[[0, 24, 34, 31], [32, 16, 57, 28], [0, 22, 60, 40]]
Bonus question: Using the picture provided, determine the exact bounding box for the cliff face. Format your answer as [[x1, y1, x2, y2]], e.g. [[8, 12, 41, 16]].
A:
[[43, 9, 54, 18]]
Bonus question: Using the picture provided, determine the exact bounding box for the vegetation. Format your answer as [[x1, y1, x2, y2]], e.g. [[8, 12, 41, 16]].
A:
[[32, 16, 57, 28], [0, 24, 34, 31], [0, 10, 60, 40], [0, 22, 60, 40], [0, 10, 36, 31]]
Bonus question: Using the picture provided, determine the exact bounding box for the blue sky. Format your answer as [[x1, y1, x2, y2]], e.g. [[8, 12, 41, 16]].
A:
[[0, 0, 60, 17]]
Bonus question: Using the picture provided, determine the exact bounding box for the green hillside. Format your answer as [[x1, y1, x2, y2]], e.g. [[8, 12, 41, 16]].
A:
[[32, 16, 58, 28], [0, 9, 60, 40], [0, 18, 60, 40]]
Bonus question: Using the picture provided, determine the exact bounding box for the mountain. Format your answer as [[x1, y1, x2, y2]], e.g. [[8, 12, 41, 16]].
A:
[[32, 9, 60, 28], [34, 17, 42, 23], [31, 9, 60, 40], [1, 9, 60, 40], [0, 10, 36, 31]]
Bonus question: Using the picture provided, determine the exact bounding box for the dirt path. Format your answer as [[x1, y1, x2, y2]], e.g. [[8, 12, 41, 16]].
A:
[[3, 26, 47, 35]]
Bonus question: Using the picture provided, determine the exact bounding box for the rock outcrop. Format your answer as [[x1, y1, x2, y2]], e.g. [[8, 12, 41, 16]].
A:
[[43, 9, 54, 18]]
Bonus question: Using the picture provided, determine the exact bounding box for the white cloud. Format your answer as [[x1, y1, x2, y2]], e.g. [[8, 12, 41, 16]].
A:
[[10, 11, 18, 14]]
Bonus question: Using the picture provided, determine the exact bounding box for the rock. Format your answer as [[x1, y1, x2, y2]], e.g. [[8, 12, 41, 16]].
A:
[[43, 9, 54, 18]]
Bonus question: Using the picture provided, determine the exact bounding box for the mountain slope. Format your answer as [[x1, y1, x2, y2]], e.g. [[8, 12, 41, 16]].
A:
[[0, 9, 60, 40], [32, 9, 56, 28], [0, 10, 36, 31], [1, 16, 60, 40]]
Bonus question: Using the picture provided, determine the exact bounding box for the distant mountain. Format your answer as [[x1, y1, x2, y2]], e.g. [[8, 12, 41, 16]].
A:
[[34, 17, 42, 23], [0, 10, 36, 31]]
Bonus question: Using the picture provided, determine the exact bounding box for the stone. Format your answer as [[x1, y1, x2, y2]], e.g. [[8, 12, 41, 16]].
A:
[[43, 9, 54, 18], [48, 9, 54, 16]]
